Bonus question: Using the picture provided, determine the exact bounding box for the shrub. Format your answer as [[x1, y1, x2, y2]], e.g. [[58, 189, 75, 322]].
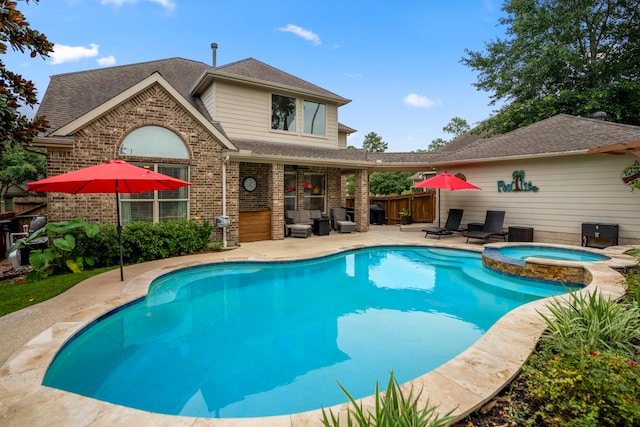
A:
[[33, 219, 219, 273], [523, 349, 640, 426], [521, 288, 640, 426], [7, 218, 100, 280], [321, 372, 454, 427]]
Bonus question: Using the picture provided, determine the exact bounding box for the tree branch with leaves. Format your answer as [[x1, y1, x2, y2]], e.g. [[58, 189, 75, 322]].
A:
[[1, 0, 53, 156], [462, 0, 640, 135]]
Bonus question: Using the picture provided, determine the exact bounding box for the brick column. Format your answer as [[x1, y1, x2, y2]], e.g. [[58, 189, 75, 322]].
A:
[[354, 169, 369, 232], [226, 161, 240, 247], [270, 163, 285, 240]]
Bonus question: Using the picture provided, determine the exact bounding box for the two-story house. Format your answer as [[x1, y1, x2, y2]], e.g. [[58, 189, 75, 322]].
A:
[[31, 44, 640, 247], [33, 44, 380, 247]]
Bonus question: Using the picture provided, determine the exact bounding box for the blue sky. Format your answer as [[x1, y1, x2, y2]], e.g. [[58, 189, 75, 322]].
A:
[[6, 0, 507, 152]]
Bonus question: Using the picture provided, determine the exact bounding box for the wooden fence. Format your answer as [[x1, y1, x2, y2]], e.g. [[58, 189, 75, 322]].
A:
[[346, 191, 436, 225]]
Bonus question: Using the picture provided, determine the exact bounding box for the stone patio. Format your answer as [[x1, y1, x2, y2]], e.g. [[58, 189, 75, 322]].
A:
[[0, 225, 635, 426]]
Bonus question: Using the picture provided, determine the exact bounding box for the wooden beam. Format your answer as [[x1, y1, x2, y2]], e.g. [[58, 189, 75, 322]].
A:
[[587, 140, 640, 157]]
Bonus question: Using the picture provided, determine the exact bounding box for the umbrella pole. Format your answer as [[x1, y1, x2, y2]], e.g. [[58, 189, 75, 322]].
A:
[[437, 188, 441, 228], [116, 182, 124, 281]]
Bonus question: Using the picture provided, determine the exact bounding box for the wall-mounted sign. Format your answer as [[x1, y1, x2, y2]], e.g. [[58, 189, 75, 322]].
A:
[[497, 170, 539, 192], [621, 161, 640, 187]]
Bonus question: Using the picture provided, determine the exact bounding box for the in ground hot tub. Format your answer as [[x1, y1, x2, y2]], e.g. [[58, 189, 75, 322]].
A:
[[482, 243, 614, 286]]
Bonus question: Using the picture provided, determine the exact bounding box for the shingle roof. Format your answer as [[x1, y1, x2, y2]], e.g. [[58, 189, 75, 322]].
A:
[[434, 114, 640, 163], [231, 139, 370, 162], [37, 56, 352, 135], [211, 58, 350, 104], [38, 58, 214, 133]]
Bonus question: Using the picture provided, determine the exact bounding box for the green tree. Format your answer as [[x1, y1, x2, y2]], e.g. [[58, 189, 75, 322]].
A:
[[461, 0, 640, 135], [362, 131, 388, 153], [427, 137, 448, 152], [0, 141, 46, 201], [369, 171, 412, 195], [427, 117, 471, 151], [1, 0, 53, 157], [442, 116, 471, 137]]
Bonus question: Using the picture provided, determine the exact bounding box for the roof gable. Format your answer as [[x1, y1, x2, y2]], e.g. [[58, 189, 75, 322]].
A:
[[47, 72, 235, 150], [193, 58, 351, 105], [38, 58, 214, 133]]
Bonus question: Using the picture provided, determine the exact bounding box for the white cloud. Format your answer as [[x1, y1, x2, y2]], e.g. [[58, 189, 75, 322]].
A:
[[277, 24, 321, 46], [50, 43, 99, 65], [97, 56, 116, 66], [101, 0, 175, 11], [344, 72, 363, 78], [403, 93, 439, 108]]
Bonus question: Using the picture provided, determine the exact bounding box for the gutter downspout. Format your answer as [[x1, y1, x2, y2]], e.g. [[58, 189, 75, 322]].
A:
[[222, 154, 229, 248]]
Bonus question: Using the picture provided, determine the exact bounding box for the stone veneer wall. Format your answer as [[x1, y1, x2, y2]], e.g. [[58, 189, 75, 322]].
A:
[[45, 83, 236, 246], [483, 256, 591, 285]]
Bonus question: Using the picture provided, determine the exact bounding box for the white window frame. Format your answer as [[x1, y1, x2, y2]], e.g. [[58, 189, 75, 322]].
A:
[[303, 172, 326, 213], [120, 163, 190, 224], [303, 100, 326, 136]]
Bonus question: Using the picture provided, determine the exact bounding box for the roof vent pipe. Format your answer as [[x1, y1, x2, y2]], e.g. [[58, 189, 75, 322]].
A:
[[211, 42, 218, 67], [592, 111, 607, 121]]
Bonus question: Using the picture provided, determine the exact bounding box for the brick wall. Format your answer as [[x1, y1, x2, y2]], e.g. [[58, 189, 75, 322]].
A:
[[239, 163, 271, 211], [46, 83, 237, 245]]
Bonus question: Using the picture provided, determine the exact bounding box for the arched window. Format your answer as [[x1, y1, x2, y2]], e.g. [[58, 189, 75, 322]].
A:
[[119, 126, 190, 224], [120, 126, 189, 158]]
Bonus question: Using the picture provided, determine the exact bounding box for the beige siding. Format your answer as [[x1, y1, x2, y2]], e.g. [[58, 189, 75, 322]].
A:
[[338, 132, 347, 148], [439, 154, 640, 245], [212, 81, 340, 149], [200, 84, 215, 116]]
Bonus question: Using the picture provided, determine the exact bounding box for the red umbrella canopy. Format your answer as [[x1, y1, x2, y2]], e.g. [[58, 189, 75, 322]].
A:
[[414, 171, 481, 191], [27, 160, 191, 194]]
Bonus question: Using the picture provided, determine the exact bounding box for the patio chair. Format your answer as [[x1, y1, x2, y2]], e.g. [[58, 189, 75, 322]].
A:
[[465, 210, 507, 243], [330, 207, 356, 233], [423, 208, 464, 239]]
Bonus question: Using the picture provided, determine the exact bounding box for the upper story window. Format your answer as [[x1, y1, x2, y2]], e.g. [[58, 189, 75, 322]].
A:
[[303, 100, 326, 136], [120, 126, 189, 158], [271, 94, 296, 132]]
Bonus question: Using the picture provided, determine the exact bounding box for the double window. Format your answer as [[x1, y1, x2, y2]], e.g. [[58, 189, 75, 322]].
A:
[[283, 171, 326, 213], [303, 173, 326, 211], [271, 94, 326, 136], [119, 126, 190, 225], [271, 94, 296, 132], [303, 100, 325, 136], [120, 163, 189, 224]]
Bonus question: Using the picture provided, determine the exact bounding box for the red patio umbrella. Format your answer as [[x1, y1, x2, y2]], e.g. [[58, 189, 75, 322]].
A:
[[414, 171, 481, 226], [28, 160, 192, 281]]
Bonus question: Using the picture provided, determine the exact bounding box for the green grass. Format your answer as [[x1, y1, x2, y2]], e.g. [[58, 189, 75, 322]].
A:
[[0, 266, 117, 317]]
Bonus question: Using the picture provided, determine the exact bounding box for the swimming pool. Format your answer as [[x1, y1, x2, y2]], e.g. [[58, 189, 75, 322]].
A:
[[496, 245, 610, 262], [42, 246, 580, 418]]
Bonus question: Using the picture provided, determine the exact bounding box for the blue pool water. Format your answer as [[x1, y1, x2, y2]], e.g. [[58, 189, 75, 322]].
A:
[[497, 245, 610, 262], [43, 246, 580, 418]]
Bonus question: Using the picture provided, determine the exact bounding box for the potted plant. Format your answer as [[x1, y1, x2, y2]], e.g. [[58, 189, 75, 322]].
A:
[[400, 208, 412, 225]]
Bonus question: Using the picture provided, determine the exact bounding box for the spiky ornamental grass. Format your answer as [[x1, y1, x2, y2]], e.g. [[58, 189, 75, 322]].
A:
[[539, 290, 640, 356], [321, 372, 455, 427]]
